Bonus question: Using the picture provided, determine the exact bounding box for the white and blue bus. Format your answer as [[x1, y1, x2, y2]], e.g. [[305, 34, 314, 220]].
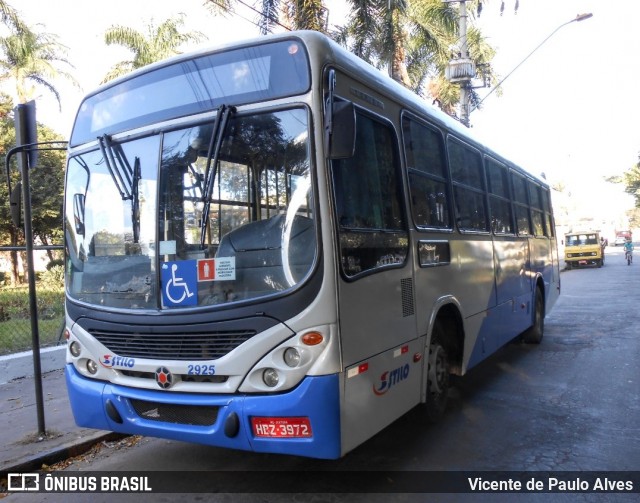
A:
[[64, 31, 560, 459]]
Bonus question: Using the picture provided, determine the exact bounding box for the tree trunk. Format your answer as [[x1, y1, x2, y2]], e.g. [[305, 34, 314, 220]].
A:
[[389, 11, 411, 88], [9, 227, 20, 286]]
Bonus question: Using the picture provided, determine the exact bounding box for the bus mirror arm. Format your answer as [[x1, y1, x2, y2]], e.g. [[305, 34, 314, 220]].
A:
[[324, 69, 356, 160], [328, 100, 356, 160]]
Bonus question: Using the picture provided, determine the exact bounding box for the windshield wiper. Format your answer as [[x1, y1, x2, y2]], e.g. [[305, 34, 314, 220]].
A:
[[200, 104, 235, 249], [98, 135, 141, 243]]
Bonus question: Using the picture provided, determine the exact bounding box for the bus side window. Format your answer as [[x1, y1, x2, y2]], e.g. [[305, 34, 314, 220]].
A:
[[529, 183, 546, 237], [331, 111, 408, 277], [486, 157, 514, 234], [402, 116, 451, 229], [542, 189, 554, 238], [511, 173, 532, 236], [448, 138, 489, 232]]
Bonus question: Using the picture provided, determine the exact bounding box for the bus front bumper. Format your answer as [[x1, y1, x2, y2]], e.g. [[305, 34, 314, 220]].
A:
[[65, 364, 341, 459]]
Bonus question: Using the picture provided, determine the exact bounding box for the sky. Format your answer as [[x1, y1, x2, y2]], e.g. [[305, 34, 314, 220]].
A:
[[7, 0, 640, 228]]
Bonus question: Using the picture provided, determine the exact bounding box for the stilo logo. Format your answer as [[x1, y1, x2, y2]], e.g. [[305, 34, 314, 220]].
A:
[[373, 364, 410, 395], [100, 354, 135, 368], [155, 367, 173, 389]]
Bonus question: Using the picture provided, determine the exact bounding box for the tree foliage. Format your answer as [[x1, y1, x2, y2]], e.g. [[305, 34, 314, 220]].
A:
[[280, 0, 328, 32], [0, 23, 78, 110], [0, 0, 28, 33], [101, 14, 207, 83], [0, 94, 66, 284], [0, 4, 68, 284], [329, 0, 496, 114], [205, 0, 496, 116], [609, 154, 640, 208]]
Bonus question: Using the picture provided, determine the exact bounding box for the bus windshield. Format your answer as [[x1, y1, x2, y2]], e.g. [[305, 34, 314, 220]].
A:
[[65, 107, 315, 310]]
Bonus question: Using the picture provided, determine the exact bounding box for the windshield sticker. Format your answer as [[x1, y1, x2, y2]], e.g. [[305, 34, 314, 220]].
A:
[[161, 260, 198, 307], [159, 240, 177, 255], [198, 257, 236, 282], [198, 259, 215, 281], [215, 257, 236, 281]]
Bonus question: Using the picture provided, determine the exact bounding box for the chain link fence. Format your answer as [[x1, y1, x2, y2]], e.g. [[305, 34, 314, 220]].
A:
[[0, 247, 64, 356]]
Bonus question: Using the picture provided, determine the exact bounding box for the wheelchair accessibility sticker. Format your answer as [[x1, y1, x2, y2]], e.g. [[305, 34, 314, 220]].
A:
[[161, 261, 198, 307]]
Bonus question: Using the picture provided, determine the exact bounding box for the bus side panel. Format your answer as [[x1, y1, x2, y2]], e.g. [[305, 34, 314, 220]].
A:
[[547, 236, 561, 311], [412, 237, 496, 374], [338, 268, 418, 369], [493, 237, 531, 306], [464, 298, 531, 370], [464, 238, 540, 370], [341, 338, 424, 455], [530, 236, 560, 312], [412, 237, 496, 333], [448, 238, 496, 316]]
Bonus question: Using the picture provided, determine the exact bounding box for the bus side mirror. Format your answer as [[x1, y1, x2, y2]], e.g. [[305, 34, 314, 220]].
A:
[[329, 100, 356, 159], [73, 193, 86, 236], [10, 182, 21, 227], [324, 69, 355, 160]]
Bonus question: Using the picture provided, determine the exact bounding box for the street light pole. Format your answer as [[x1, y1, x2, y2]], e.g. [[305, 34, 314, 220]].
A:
[[444, 0, 475, 127], [472, 12, 593, 111]]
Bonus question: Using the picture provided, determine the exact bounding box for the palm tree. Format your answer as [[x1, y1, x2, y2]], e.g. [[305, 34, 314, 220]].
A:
[[101, 14, 207, 83], [334, 0, 495, 115], [334, 0, 457, 87], [204, 0, 328, 34], [280, 0, 328, 32], [0, 0, 28, 33], [0, 25, 78, 110]]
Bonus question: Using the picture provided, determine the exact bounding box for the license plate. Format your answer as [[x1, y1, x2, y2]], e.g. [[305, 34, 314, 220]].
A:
[[251, 417, 312, 438]]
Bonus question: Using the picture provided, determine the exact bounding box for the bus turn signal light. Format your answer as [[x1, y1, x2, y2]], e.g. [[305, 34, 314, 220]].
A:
[[301, 331, 323, 346]]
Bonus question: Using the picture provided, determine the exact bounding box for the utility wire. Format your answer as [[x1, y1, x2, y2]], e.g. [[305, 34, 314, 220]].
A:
[[208, 0, 292, 33]]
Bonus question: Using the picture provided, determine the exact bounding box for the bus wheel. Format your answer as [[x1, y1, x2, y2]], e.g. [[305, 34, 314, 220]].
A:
[[523, 288, 544, 344], [425, 323, 450, 423]]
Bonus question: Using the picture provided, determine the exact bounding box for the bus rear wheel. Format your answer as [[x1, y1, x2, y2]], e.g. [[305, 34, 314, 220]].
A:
[[523, 287, 544, 344], [425, 322, 450, 423]]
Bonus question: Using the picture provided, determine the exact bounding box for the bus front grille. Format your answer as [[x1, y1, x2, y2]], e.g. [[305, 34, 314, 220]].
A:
[[89, 329, 256, 360], [130, 399, 219, 426]]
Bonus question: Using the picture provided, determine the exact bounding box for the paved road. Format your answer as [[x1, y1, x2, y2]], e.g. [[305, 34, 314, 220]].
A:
[[9, 246, 640, 502]]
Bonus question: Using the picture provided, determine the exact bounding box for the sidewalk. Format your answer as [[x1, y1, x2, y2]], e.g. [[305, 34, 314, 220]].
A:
[[0, 366, 117, 474]]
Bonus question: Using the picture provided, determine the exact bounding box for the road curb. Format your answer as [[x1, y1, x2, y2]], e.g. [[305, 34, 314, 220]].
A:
[[0, 345, 66, 384], [1, 432, 128, 475]]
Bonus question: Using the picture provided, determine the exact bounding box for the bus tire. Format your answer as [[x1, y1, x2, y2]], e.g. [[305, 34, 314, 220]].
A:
[[523, 287, 544, 344], [425, 322, 450, 423]]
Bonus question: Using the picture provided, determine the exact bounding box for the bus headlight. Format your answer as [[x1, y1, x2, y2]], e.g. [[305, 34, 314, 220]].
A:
[[86, 359, 98, 375], [239, 326, 334, 393], [262, 368, 279, 387], [69, 341, 82, 357], [283, 347, 301, 367]]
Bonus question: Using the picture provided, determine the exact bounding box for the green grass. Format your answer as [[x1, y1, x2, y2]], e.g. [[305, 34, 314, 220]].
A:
[[0, 286, 65, 355]]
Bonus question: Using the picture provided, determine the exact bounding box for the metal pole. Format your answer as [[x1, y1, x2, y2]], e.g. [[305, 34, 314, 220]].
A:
[[459, 0, 471, 127], [15, 103, 46, 437]]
